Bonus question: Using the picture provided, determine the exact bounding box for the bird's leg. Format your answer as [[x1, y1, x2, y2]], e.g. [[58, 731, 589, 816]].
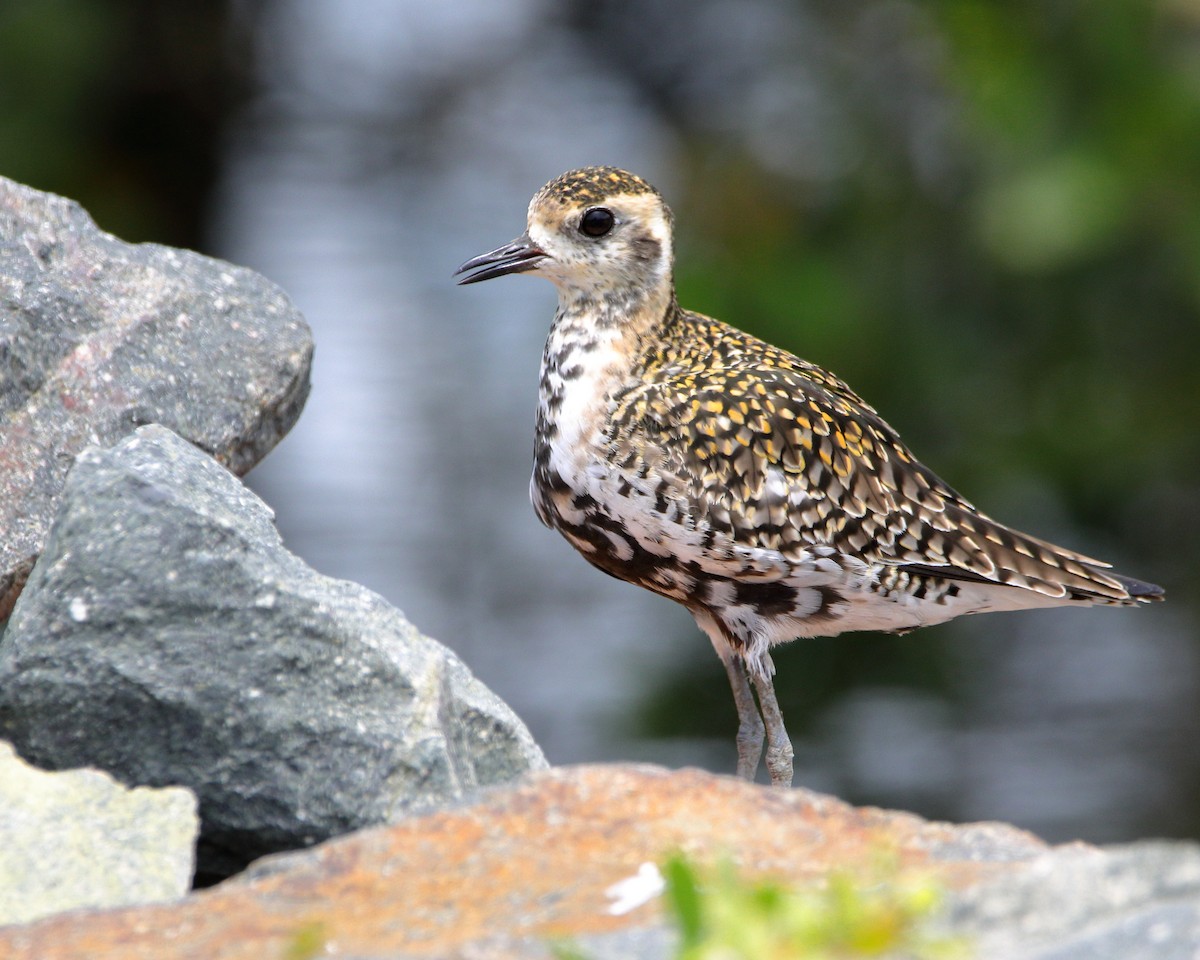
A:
[[720, 654, 764, 781], [749, 667, 794, 788]]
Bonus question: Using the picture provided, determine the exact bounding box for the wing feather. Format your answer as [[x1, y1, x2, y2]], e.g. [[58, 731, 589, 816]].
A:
[[604, 311, 1145, 604]]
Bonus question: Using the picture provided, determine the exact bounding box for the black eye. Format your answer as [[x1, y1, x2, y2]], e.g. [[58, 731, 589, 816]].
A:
[[579, 207, 615, 238]]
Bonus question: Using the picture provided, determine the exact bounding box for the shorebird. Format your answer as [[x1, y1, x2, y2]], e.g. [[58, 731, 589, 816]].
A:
[[455, 165, 1164, 787]]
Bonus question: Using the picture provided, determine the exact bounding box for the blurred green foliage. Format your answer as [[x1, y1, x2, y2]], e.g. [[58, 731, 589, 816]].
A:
[[281, 920, 329, 960], [555, 853, 963, 960], [660, 853, 963, 960], [0, 0, 244, 245]]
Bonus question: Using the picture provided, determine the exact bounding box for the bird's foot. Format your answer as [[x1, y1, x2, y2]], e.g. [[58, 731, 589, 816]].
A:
[[764, 738, 794, 788]]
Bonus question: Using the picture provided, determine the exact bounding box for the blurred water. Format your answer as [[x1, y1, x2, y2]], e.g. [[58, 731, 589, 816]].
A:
[[212, 0, 1198, 842]]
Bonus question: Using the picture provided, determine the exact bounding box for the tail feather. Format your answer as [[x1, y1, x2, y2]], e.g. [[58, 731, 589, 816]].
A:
[[1105, 571, 1165, 602], [895, 503, 1164, 607]]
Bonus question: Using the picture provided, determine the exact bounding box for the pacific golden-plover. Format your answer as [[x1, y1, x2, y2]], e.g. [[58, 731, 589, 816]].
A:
[[455, 165, 1164, 787]]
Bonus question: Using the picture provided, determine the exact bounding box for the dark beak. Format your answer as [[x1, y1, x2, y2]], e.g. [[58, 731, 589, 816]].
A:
[[454, 234, 548, 285]]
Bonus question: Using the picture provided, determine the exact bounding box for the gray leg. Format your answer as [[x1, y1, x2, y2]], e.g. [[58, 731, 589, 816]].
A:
[[750, 669, 794, 788], [721, 655, 764, 781]]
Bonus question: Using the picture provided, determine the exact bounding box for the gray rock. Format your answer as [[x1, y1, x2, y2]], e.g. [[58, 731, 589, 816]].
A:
[[0, 739, 197, 927], [0, 175, 312, 619], [949, 840, 1200, 960], [0, 425, 547, 884]]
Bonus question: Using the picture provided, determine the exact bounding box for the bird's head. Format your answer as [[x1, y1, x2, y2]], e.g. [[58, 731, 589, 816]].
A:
[[455, 166, 674, 309]]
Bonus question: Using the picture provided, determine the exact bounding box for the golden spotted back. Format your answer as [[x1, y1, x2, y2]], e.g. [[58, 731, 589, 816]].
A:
[[604, 306, 1147, 605]]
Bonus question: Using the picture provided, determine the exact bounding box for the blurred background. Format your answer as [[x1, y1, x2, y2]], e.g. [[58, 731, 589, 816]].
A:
[[3, 0, 1197, 844]]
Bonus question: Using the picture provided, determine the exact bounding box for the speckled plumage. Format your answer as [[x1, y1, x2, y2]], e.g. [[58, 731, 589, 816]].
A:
[[457, 166, 1164, 786], [537, 165, 661, 208]]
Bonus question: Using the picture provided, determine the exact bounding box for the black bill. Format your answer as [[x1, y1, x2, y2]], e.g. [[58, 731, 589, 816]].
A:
[[454, 234, 548, 285]]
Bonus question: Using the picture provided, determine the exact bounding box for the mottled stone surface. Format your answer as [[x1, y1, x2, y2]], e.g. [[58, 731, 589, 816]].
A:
[[2, 765, 1195, 958], [0, 175, 312, 618], [0, 425, 546, 884], [0, 740, 197, 927], [950, 840, 1200, 960], [0, 764, 1045, 957]]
